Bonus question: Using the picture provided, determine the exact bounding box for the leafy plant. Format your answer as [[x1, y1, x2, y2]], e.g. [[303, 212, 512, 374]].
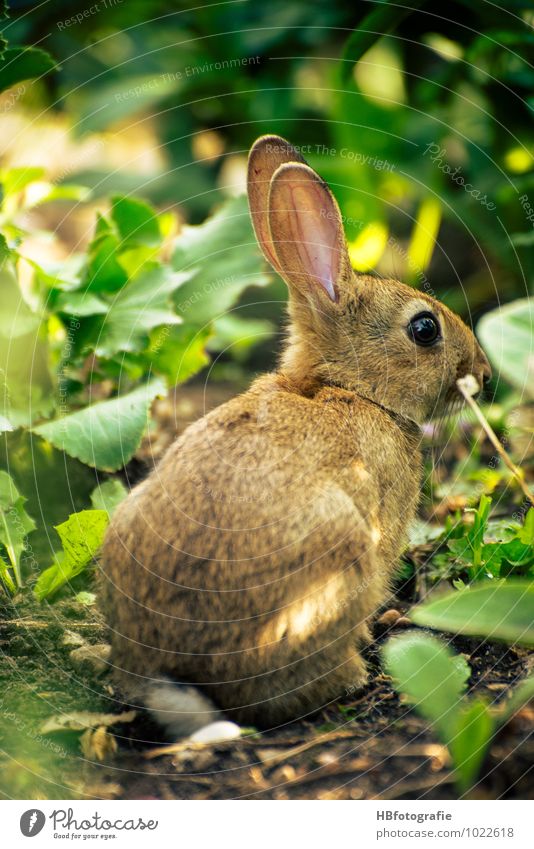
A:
[[429, 497, 534, 585], [0, 169, 273, 469], [34, 509, 108, 601], [33, 378, 166, 472], [411, 580, 534, 648], [90, 480, 127, 517], [0, 470, 35, 591], [384, 631, 534, 792], [478, 298, 534, 398]]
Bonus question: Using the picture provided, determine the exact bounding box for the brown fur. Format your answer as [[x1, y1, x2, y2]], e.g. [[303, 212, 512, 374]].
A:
[[100, 136, 491, 728]]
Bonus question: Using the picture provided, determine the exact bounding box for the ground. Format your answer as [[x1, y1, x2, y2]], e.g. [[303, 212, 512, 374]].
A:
[[0, 385, 532, 801]]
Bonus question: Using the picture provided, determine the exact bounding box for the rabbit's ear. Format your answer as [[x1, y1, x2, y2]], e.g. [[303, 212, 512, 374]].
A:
[[268, 162, 351, 304], [247, 135, 306, 273]]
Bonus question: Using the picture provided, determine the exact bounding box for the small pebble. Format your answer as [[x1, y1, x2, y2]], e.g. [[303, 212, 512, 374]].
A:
[[61, 630, 86, 648], [377, 609, 401, 627], [188, 720, 241, 745], [70, 643, 111, 672]]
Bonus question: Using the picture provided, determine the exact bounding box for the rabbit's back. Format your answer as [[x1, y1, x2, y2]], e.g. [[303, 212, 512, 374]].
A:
[[100, 374, 420, 723]]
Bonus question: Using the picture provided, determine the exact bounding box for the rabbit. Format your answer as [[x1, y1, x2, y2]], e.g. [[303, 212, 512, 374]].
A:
[[100, 135, 491, 740]]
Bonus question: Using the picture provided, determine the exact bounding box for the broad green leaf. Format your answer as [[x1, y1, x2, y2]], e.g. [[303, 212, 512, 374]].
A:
[[0, 268, 54, 427], [54, 291, 108, 317], [23, 255, 85, 291], [450, 699, 495, 793], [0, 470, 36, 589], [1, 166, 45, 197], [85, 230, 128, 293], [519, 509, 534, 545], [33, 377, 166, 471], [111, 196, 162, 248], [0, 264, 41, 338], [209, 314, 274, 361], [477, 298, 534, 396], [383, 632, 470, 742], [411, 581, 534, 647], [26, 183, 90, 207], [172, 195, 271, 323], [92, 265, 190, 358], [90, 479, 128, 516], [34, 509, 108, 601], [0, 47, 57, 94], [149, 323, 212, 385]]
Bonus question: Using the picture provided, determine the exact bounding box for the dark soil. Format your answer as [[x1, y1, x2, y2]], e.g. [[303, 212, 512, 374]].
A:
[[0, 590, 532, 801]]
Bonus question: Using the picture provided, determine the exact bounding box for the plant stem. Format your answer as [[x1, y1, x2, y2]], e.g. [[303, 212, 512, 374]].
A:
[[457, 377, 534, 508]]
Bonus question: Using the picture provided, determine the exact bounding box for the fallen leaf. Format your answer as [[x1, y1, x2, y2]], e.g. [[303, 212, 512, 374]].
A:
[[40, 709, 137, 734], [80, 726, 118, 761]]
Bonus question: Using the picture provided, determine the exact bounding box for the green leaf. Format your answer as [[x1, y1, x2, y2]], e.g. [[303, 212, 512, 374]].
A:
[[34, 509, 108, 601], [411, 581, 534, 647], [75, 591, 96, 605], [85, 229, 128, 293], [172, 195, 272, 324], [25, 183, 90, 207], [449, 699, 495, 793], [0, 470, 36, 590], [90, 479, 127, 516], [92, 265, 190, 358], [32, 378, 166, 472], [0, 264, 41, 338], [54, 291, 108, 317], [0, 266, 54, 427], [111, 196, 162, 248], [519, 509, 534, 545], [383, 632, 470, 742], [149, 323, 212, 385], [1, 166, 45, 198], [0, 47, 57, 94], [209, 314, 274, 362], [23, 255, 85, 291], [477, 298, 534, 396]]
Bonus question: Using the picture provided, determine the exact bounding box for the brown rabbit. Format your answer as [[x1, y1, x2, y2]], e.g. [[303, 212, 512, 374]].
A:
[[100, 135, 491, 739]]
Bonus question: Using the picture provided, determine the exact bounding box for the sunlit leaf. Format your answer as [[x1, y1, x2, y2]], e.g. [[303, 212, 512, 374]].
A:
[[149, 323, 212, 385], [383, 631, 470, 742], [411, 581, 534, 647], [172, 195, 271, 323], [450, 699, 495, 793], [90, 479, 128, 516], [111, 195, 162, 248], [33, 378, 166, 471], [92, 265, 191, 358], [34, 509, 108, 601], [407, 197, 441, 281], [0, 470, 36, 590], [477, 298, 534, 397], [0, 47, 57, 93]]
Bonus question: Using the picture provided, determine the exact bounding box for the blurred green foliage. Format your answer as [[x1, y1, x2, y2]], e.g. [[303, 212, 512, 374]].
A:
[[7, 0, 534, 312], [0, 1, 532, 592]]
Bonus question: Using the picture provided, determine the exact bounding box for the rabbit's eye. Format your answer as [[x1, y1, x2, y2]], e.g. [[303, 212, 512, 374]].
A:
[[407, 312, 441, 346]]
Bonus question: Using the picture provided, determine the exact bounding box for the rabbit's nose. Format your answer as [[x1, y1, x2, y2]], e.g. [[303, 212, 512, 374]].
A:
[[480, 353, 492, 385]]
